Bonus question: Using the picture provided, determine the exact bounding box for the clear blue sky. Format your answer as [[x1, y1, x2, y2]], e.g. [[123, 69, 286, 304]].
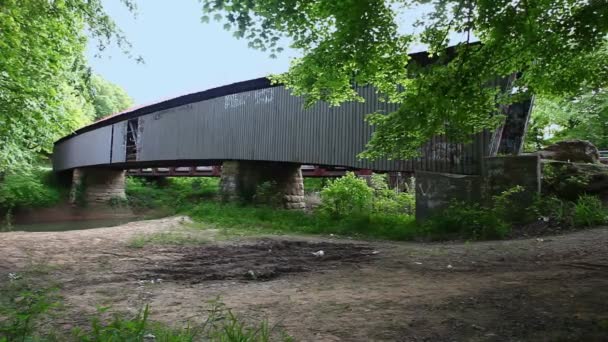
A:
[[87, 2, 467, 106], [86, 1, 297, 106]]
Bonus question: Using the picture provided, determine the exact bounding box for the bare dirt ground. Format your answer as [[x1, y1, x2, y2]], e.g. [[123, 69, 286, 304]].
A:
[[1, 217, 607, 341]]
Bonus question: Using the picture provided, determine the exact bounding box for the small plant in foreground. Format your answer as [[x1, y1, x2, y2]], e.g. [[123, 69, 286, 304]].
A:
[[572, 195, 608, 227], [492, 185, 527, 223], [531, 193, 607, 228], [1, 284, 288, 342], [530, 195, 571, 224], [0, 270, 61, 342]]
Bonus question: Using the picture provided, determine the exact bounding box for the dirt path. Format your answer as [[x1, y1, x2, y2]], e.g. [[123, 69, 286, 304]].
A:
[[1, 217, 607, 341]]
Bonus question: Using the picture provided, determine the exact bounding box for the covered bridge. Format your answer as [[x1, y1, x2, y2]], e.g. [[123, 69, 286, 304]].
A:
[[53, 48, 533, 213]]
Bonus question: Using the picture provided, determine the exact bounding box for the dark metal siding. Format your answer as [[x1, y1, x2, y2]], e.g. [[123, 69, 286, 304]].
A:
[[53, 126, 113, 171], [54, 84, 490, 174], [136, 86, 406, 170], [110, 122, 127, 164]]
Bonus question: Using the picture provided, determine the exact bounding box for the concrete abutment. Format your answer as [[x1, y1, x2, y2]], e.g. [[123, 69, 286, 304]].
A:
[[415, 155, 541, 219]]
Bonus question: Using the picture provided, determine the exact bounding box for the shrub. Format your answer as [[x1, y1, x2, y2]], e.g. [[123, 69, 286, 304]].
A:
[[542, 163, 592, 200], [0, 169, 61, 211], [420, 186, 524, 241], [492, 185, 530, 224], [372, 189, 415, 215], [531, 193, 607, 228], [572, 195, 607, 227], [319, 172, 373, 219], [369, 173, 389, 191], [167, 177, 219, 206], [368, 173, 415, 215], [530, 194, 571, 224], [421, 201, 510, 240]]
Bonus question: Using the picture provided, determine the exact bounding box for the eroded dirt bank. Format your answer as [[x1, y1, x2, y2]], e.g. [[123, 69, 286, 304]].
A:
[[1, 217, 607, 341]]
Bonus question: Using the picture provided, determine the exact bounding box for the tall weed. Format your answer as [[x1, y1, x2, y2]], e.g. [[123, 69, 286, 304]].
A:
[[531, 194, 607, 228], [572, 195, 608, 227], [1, 285, 287, 342]]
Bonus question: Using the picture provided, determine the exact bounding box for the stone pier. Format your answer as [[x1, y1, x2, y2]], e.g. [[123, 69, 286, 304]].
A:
[[70, 168, 127, 205], [220, 161, 305, 210]]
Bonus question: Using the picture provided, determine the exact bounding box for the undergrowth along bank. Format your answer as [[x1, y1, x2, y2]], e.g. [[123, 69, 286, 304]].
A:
[[0, 168, 65, 229], [2, 170, 605, 240], [127, 174, 421, 241], [125, 173, 608, 242]]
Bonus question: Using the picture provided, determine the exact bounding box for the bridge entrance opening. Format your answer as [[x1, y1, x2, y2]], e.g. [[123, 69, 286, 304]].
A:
[[126, 118, 139, 162]]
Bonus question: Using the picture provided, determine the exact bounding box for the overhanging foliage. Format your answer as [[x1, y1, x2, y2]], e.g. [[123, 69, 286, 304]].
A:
[[201, 0, 608, 159]]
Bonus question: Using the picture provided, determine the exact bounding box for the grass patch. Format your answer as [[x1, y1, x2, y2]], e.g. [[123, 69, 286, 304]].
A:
[[0, 261, 62, 341], [126, 175, 608, 242], [1, 260, 289, 341], [73, 301, 278, 342], [128, 231, 211, 248], [1, 282, 289, 341], [124, 175, 518, 242], [127, 175, 421, 241], [185, 201, 420, 241]]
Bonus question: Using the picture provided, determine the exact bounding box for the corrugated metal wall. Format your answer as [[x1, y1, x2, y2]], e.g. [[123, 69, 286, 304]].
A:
[[110, 121, 127, 164], [54, 85, 490, 174], [53, 126, 113, 170]]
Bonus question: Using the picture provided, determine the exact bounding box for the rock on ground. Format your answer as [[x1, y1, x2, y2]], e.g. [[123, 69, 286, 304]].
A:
[[537, 139, 600, 164]]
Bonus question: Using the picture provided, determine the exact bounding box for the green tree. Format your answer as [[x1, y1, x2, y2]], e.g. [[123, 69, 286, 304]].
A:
[[526, 89, 608, 150], [91, 75, 134, 120], [201, 0, 608, 159], [0, 0, 136, 172], [59, 83, 97, 132]]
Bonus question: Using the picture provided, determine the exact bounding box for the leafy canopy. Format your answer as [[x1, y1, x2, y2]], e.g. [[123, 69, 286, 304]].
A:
[[0, 0, 136, 172], [526, 89, 608, 150], [201, 0, 608, 159], [91, 75, 134, 120]]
